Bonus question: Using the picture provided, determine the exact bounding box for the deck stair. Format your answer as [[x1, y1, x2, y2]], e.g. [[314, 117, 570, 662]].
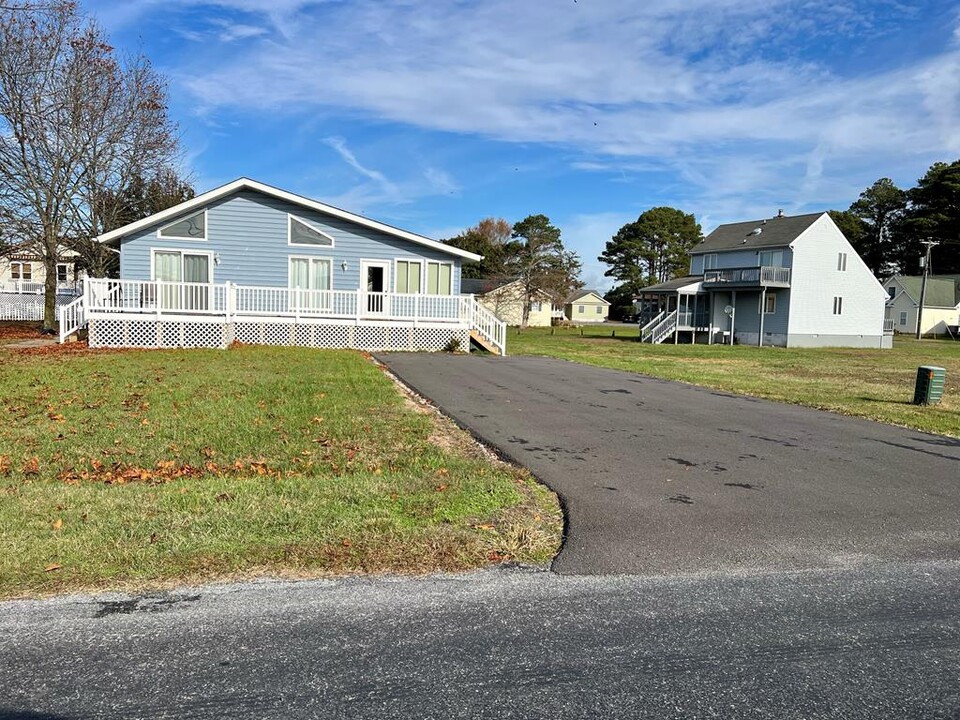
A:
[[642, 309, 678, 344]]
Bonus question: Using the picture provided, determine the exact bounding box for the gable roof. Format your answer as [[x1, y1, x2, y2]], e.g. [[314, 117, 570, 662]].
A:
[[889, 275, 960, 308], [95, 177, 482, 262], [692, 212, 824, 254], [566, 289, 609, 305]]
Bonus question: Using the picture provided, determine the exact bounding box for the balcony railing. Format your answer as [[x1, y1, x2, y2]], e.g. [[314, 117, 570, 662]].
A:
[[702, 266, 791, 288]]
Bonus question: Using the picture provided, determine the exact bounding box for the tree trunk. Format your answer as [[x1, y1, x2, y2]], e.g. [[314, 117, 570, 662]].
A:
[[43, 248, 57, 333]]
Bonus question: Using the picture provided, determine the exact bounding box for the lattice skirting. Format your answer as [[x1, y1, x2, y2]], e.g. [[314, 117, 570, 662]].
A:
[[0, 292, 80, 322], [89, 317, 469, 352]]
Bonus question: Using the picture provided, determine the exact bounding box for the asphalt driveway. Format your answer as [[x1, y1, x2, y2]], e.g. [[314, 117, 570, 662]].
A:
[[378, 354, 960, 575]]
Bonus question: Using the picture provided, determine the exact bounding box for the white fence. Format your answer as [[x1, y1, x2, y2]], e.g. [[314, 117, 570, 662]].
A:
[[70, 278, 507, 354]]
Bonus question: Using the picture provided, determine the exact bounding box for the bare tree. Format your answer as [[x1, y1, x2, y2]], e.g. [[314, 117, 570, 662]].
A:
[[0, 2, 179, 331]]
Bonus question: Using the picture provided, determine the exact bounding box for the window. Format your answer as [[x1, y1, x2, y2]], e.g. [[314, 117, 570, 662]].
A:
[[289, 257, 332, 310], [764, 293, 776, 314], [158, 210, 206, 240], [56, 264, 69, 283], [426, 261, 452, 295], [758, 249, 783, 267], [395, 260, 422, 294], [837, 252, 848, 271], [153, 250, 212, 283], [596, 305, 603, 314], [899, 311, 908, 326], [152, 250, 213, 310], [530, 301, 542, 312], [289, 216, 334, 247], [703, 254, 718, 270], [887, 287, 896, 300], [10, 262, 31, 280], [833, 296, 843, 315], [578, 304, 585, 313]]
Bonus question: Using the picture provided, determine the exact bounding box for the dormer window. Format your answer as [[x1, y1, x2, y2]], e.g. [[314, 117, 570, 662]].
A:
[[289, 216, 334, 247], [158, 211, 206, 240]]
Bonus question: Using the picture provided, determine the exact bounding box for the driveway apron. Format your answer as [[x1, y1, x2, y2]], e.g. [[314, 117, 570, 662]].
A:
[[378, 353, 960, 575]]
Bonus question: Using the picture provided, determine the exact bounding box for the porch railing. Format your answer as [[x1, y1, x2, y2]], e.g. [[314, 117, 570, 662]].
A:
[[883, 318, 895, 333], [57, 295, 86, 343], [646, 310, 678, 344], [639, 310, 666, 342], [83, 278, 480, 326], [702, 266, 791, 287]]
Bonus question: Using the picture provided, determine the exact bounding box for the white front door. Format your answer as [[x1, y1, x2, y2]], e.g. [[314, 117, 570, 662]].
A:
[[361, 260, 390, 316]]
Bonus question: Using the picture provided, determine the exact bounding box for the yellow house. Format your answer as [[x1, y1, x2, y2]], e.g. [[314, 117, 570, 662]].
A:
[[883, 274, 960, 336], [564, 289, 610, 324], [462, 278, 553, 327]]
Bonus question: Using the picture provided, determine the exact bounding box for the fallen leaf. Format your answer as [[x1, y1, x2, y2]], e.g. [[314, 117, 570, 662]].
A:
[[341, 538, 352, 548], [43, 563, 61, 572], [436, 484, 448, 492], [22, 457, 40, 475], [52, 518, 63, 531]]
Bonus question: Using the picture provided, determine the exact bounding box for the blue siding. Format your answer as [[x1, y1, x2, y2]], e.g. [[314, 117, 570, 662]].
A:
[[690, 247, 794, 272], [119, 190, 462, 293]]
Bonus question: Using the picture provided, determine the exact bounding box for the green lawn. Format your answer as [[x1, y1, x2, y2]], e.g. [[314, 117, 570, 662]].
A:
[[509, 326, 960, 437], [0, 344, 561, 598]]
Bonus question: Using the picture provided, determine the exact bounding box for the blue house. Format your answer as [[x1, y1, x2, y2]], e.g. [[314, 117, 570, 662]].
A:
[[59, 178, 505, 354], [637, 211, 892, 348]]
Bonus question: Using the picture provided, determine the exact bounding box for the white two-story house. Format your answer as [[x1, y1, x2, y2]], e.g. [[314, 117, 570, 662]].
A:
[[637, 211, 892, 348]]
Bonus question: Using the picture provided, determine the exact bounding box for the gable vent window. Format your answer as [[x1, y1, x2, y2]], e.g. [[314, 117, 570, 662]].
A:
[[159, 211, 206, 240], [289, 216, 334, 247], [833, 296, 843, 315], [837, 252, 848, 271]]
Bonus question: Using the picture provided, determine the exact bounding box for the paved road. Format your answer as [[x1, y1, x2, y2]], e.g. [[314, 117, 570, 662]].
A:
[[378, 354, 960, 575], [2, 563, 959, 719]]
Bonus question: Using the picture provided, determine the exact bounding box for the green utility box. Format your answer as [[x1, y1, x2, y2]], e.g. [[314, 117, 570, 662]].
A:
[[913, 365, 946, 405]]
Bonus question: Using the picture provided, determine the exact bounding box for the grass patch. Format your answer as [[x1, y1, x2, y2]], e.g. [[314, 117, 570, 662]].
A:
[[0, 344, 561, 598], [510, 326, 960, 437]]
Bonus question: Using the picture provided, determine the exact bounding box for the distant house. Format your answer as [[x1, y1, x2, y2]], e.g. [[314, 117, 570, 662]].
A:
[[565, 290, 610, 323], [883, 274, 960, 337], [57, 177, 506, 354], [1, 245, 84, 321], [461, 278, 553, 327], [1, 245, 83, 294], [637, 212, 891, 348]]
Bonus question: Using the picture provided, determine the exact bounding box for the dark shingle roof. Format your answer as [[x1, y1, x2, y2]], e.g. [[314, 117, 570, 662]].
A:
[[637, 275, 704, 294], [692, 212, 824, 254], [893, 275, 960, 308]]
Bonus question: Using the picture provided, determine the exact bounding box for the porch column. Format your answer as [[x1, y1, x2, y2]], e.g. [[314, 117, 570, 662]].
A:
[[758, 288, 766, 347], [707, 293, 713, 345], [674, 292, 679, 344], [692, 295, 697, 345], [729, 290, 736, 346]]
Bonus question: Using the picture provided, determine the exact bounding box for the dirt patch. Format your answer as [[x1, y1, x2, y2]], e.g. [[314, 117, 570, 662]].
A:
[[374, 357, 504, 463]]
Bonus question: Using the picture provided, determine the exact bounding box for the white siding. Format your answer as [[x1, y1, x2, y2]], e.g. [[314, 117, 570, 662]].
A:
[[786, 214, 887, 339]]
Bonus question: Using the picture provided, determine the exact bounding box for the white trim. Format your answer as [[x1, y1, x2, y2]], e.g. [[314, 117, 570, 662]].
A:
[[157, 210, 208, 242], [394, 258, 424, 294], [97, 177, 482, 261], [287, 255, 333, 290], [287, 214, 335, 248], [150, 248, 214, 283], [361, 259, 391, 292]]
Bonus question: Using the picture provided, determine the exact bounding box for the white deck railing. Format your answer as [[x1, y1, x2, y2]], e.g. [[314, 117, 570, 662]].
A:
[[83, 278, 496, 327], [57, 295, 86, 343], [470, 298, 508, 355], [647, 309, 678, 344], [640, 310, 666, 342]]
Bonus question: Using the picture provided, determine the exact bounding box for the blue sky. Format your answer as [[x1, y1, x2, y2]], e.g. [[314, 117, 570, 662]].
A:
[[87, 0, 960, 290]]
